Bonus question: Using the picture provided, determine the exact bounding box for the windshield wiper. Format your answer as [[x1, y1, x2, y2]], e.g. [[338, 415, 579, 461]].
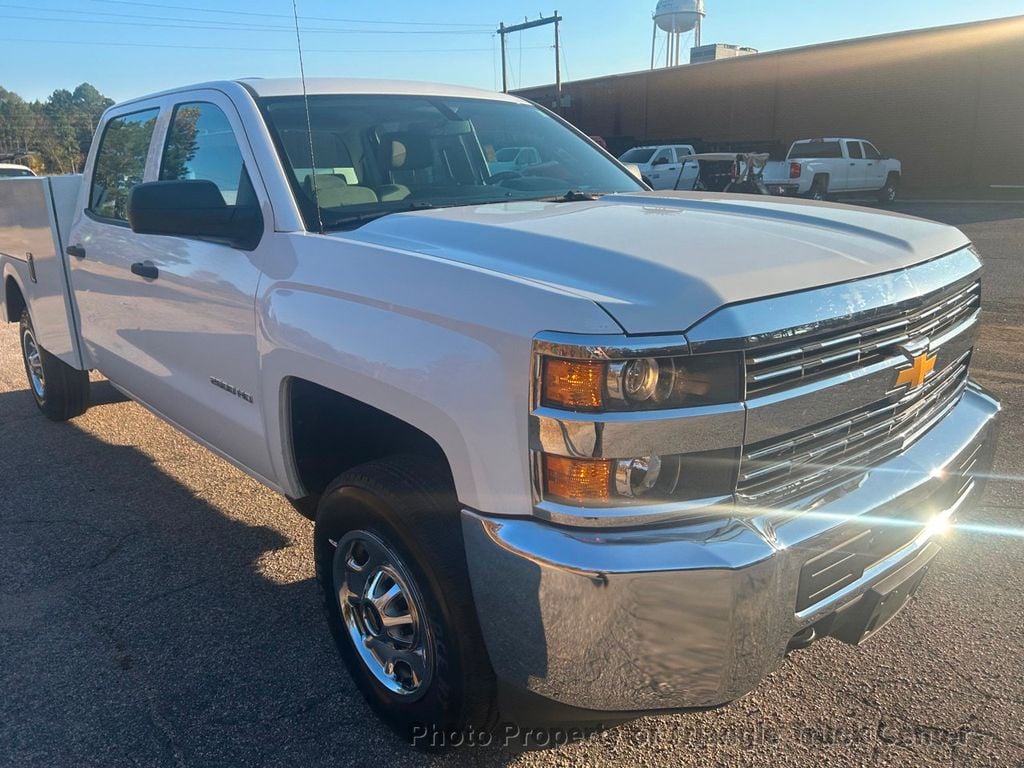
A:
[[534, 190, 605, 203], [323, 201, 437, 231]]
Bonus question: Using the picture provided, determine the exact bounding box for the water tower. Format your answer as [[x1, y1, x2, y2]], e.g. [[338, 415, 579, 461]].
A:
[[651, 0, 705, 68]]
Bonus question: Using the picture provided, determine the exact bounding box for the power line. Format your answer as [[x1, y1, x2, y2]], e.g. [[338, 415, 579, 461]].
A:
[[81, 0, 494, 27], [0, 7, 493, 34], [0, 36, 549, 54]]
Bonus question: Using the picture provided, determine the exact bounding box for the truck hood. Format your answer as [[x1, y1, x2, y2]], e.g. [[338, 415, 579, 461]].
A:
[[338, 192, 970, 335]]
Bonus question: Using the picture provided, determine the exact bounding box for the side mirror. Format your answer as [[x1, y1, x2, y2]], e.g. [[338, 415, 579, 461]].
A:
[[127, 180, 262, 250]]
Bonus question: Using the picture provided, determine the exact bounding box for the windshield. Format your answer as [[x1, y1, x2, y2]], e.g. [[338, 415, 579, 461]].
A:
[[619, 147, 656, 164], [259, 94, 643, 230]]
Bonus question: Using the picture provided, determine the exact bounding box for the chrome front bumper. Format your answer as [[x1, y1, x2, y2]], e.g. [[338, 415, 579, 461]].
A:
[[462, 382, 1000, 712]]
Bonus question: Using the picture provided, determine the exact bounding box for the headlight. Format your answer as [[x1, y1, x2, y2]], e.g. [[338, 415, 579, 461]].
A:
[[533, 337, 744, 514], [541, 351, 741, 411], [542, 449, 739, 506]]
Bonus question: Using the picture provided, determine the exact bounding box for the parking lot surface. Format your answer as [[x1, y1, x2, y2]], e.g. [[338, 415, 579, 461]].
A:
[[1, 202, 1021, 767]]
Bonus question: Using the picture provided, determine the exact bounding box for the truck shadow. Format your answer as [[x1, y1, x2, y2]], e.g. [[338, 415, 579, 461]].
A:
[[0, 388, 538, 766]]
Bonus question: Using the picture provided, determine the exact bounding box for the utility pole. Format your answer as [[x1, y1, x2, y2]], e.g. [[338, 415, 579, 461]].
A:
[[496, 12, 563, 103], [554, 11, 561, 109], [499, 22, 507, 93]]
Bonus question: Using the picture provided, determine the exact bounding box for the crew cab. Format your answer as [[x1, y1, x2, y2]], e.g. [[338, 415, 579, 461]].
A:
[[0, 78, 999, 743], [618, 143, 698, 190], [764, 137, 902, 203]]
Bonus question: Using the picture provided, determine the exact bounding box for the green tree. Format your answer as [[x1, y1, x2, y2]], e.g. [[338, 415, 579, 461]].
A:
[[0, 82, 114, 173]]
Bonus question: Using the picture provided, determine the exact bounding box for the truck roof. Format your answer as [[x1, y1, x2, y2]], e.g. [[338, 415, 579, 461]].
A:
[[792, 137, 871, 143], [110, 77, 521, 110]]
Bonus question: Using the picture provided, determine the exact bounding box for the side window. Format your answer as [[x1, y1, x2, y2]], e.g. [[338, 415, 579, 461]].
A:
[[862, 142, 881, 160], [651, 148, 673, 165], [89, 108, 159, 222], [160, 101, 253, 206], [674, 146, 693, 159], [847, 141, 863, 159]]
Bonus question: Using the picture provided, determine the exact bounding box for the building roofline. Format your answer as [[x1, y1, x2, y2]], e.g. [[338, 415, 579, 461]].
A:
[[513, 14, 1024, 94]]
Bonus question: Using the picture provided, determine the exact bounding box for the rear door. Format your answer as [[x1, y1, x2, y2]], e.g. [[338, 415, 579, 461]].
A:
[[845, 139, 868, 189], [673, 145, 699, 190], [68, 105, 163, 388]]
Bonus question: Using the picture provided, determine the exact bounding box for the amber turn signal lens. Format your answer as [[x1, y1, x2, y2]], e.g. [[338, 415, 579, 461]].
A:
[[543, 454, 612, 503], [542, 358, 605, 409]]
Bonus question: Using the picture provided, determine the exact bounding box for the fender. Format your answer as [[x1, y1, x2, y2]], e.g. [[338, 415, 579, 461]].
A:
[[256, 232, 621, 516]]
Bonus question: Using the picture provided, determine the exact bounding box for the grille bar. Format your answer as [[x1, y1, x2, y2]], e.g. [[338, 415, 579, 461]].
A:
[[746, 280, 980, 395], [739, 352, 970, 505]]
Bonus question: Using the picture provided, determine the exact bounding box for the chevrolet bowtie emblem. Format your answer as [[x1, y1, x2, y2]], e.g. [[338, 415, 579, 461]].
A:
[[895, 351, 937, 389]]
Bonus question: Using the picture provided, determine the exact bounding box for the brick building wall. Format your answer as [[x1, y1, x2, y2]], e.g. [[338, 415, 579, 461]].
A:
[[515, 16, 1024, 193]]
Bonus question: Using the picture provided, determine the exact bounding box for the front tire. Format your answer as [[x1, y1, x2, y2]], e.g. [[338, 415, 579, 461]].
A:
[[314, 456, 497, 746], [19, 309, 89, 421]]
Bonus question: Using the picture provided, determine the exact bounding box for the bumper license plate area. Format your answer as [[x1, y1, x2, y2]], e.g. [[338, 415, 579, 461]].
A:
[[829, 551, 933, 645]]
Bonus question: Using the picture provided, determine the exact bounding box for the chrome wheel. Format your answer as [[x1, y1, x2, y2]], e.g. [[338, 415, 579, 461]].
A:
[[22, 327, 45, 400], [334, 530, 433, 698]]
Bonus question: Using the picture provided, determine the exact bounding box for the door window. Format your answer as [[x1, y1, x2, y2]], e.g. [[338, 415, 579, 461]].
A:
[[846, 141, 863, 159], [674, 146, 693, 159], [160, 101, 254, 206], [88, 108, 159, 222], [651, 148, 673, 166], [862, 142, 882, 160]]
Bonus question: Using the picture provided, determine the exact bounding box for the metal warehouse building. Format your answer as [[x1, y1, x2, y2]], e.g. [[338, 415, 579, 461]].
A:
[[515, 15, 1024, 195]]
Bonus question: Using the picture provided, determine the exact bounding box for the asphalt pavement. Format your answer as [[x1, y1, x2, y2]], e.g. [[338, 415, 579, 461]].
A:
[[1, 202, 1022, 767]]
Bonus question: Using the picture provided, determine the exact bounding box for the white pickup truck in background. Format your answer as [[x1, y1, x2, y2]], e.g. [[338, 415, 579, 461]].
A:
[[618, 143, 699, 190], [764, 137, 902, 203], [0, 78, 999, 745]]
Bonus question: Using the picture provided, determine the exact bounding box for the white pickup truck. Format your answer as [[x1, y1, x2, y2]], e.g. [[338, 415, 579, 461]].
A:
[[0, 78, 999, 744], [764, 137, 902, 203], [618, 144, 699, 190]]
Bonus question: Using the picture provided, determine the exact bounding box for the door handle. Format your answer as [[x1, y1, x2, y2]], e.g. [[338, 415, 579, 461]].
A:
[[850, 162, 856, 166], [66, 244, 86, 259], [130, 261, 159, 280]]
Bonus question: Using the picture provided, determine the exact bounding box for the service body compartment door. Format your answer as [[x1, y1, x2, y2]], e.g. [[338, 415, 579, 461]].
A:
[[0, 175, 84, 367]]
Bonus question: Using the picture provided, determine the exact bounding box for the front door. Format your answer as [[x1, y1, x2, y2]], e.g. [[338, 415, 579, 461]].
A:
[[129, 93, 274, 479], [647, 147, 677, 189]]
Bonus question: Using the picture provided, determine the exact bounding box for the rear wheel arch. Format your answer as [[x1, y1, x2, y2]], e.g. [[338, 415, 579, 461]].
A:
[[5, 274, 27, 323]]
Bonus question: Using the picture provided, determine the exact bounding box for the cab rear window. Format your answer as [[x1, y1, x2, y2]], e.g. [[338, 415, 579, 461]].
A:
[[788, 141, 842, 159]]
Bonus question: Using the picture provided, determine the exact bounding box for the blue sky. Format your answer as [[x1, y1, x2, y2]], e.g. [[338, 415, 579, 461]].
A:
[[4, 0, 1022, 102]]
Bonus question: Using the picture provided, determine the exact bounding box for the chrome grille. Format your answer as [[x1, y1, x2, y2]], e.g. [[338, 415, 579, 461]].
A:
[[745, 280, 980, 396], [738, 351, 971, 505]]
